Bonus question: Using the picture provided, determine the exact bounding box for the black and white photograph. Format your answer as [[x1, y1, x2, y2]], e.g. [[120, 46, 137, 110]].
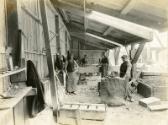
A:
[[0, 0, 168, 125]]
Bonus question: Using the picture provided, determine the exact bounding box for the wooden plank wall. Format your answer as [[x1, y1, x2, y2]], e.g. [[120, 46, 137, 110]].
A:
[[0, 0, 70, 95], [71, 37, 105, 64], [80, 50, 104, 64], [16, 0, 71, 108], [17, 0, 48, 78], [0, 0, 10, 94], [17, 0, 70, 79]]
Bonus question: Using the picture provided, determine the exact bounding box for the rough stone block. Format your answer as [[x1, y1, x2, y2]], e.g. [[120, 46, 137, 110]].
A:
[[137, 82, 153, 97]]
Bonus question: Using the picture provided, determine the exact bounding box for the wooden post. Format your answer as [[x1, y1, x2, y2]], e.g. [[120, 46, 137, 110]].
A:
[[55, 15, 61, 54], [114, 47, 120, 65], [78, 40, 80, 58], [130, 43, 136, 60], [124, 45, 130, 56], [131, 42, 146, 78], [39, 0, 58, 119], [131, 42, 145, 64]]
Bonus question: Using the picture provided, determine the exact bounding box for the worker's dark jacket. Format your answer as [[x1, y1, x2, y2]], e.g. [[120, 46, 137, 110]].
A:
[[81, 58, 87, 64], [100, 57, 109, 77], [120, 61, 132, 78], [101, 57, 108, 64], [67, 60, 75, 72]]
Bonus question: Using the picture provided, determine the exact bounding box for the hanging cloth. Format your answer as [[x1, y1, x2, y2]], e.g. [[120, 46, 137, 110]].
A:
[[26, 60, 45, 117]]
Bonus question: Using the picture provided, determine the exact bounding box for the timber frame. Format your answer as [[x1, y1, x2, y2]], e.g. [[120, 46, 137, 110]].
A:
[[39, 0, 59, 119]]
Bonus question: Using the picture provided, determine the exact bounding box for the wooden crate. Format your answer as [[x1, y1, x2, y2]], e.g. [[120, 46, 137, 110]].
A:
[[58, 103, 106, 125]]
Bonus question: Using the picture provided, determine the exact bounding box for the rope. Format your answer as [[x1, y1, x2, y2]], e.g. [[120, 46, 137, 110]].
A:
[[84, 0, 87, 43]]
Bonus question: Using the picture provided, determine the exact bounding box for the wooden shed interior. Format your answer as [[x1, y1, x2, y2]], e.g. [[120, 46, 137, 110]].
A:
[[0, 0, 168, 125]]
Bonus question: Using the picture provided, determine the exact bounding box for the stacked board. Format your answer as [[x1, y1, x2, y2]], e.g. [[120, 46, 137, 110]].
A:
[[58, 103, 106, 125]]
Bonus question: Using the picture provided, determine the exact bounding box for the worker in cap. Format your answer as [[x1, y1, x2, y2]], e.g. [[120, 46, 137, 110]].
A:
[[100, 52, 109, 77], [120, 55, 131, 78], [120, 55, 134, 102]]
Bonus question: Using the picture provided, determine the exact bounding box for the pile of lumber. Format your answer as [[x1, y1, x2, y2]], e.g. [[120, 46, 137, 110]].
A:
[[58, 103, 106, 125], [139, 97, 168, 111]]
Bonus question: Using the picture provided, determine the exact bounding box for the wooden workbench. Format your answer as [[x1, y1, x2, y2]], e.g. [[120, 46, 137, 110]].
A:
[[0, 87, 32, 125], [0, 87, 32, 109]]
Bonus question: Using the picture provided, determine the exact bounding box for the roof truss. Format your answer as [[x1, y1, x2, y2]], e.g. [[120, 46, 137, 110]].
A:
[[86, 11, 153, 41]]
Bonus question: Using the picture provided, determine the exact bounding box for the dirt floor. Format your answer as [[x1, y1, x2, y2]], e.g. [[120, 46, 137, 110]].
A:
[[63, 75, 101, 104], [28, 75, 168, 125], [62, 75, 168, 125]]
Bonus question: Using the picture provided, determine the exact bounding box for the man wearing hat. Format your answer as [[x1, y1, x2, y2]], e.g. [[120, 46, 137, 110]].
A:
[[120, 55, 132, 78], [120, 55, 134, 102]]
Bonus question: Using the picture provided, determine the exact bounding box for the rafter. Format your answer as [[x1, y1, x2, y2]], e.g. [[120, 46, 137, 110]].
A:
[[68, 21, 124, 45], [70, 32, 115, 49], [60, 9, 69, 23], [103, 27, 114, 36], [121, 0, 137, 15], [85, 33, 123, 47], [51, 0, 168, 31], [84, 19, 89, 30], [86, 11, 153, 41], [51, 0, 83, 15], [81, 40, 107, 50]]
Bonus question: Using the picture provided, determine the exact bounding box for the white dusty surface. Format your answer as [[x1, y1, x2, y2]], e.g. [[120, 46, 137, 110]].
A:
[[26, 107, 57, 125], [63, 75, 168, 125], [29, 75, 168, 125]]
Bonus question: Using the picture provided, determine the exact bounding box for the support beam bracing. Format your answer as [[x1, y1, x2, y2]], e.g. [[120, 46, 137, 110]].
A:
[[39, 0, 58, 119], [121, 0, 137, 15], [103, 27, 114, 36], [131, 42, 146, 64]]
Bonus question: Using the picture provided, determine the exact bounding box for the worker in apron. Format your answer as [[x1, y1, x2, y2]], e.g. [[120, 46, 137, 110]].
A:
[[66, 53, 79, 95], [100, 52, 109, 77], [120, 55, 134, 102]]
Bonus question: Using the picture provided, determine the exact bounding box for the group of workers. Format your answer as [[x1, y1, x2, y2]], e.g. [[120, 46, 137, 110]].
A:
[[100, 53, 132, 79], [55, 52, 79, 95], [55, 53, 90, 95], [100, 52, 134, 102], [55, 51, 134, 101]]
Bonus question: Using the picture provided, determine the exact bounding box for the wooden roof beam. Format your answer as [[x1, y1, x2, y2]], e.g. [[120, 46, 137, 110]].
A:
[[60, 9, 70, 23], [121, 0, 137, 15], [70, 32, 114, 49], [81, 41, 107, 50], [103, 27, 114, 36], [86, 11, 154, 41], [84, 19, 89, 30], [68, 22, 124, 45], [51, 0, 83, 15], [85, 33, 123, 47]]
